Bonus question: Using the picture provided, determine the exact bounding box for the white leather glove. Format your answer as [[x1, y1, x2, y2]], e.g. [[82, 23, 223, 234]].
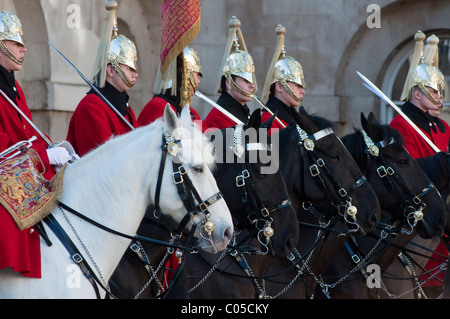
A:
[[46, 147, 72, 166]]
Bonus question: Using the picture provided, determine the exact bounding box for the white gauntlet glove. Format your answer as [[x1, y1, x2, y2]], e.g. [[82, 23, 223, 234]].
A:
[[46, 147, 72, 166]]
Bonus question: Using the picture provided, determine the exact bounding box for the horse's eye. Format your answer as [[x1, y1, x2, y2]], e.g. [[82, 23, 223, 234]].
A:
[[192, 165, 204, 174], [328, 153, 340, 161]]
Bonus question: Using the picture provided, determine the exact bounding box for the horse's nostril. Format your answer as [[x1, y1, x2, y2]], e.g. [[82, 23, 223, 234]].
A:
[[224, 226, 233, 242], [286, 235, 296, 253]]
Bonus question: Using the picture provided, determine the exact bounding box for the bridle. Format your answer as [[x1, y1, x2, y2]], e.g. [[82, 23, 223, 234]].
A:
[[152, 130, 224, 240], [41, 129, 226, 299], [228, 124, 292, 254], [296, 125, 367, 234], [361, 130, 434, 234]]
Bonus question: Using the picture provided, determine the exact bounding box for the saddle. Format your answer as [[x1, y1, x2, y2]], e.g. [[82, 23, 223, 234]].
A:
[[0, 147, 65, 230]]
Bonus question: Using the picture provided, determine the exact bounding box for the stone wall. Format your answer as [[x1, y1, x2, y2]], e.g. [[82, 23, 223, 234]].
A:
[[0, 0, 449, 141]]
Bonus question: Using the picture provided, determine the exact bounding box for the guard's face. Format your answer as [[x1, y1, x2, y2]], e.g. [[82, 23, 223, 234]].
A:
[[227, 76, 255, 105], [0, 40, 26, 72], [419, 86, 443, 117], [277, 81, 305, 107]]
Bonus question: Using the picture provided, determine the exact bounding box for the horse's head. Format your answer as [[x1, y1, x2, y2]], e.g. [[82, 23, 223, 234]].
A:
[[207, 110, 299, 257], [354, 112, 447, 238], [277, 107, 380, 235], [152, 106, 233, 253]]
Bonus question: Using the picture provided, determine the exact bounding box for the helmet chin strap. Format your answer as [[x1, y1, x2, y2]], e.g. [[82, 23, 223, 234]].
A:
[[418, 84, 442, 106], [111, 60, 134, 88], [226, 73, 253, 98], [0, 40, 23, 65], [280, 78, 302, 103]]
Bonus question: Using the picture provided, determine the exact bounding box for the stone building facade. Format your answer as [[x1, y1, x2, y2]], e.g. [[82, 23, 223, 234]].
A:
[[2, 0, 450, 140]]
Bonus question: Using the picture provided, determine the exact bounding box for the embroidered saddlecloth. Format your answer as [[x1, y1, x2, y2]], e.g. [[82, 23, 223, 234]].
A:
[[0, 149, 65, 230]]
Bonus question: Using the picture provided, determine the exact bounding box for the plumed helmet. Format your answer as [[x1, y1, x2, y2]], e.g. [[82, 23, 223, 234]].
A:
[[223, 45, 255, 84], [262, 25, 304, 103], [400, 31, 445, 103], [216, 16, 257, 94], [413, 61, 445, 100], [273, 55, 305, 89], [91, 1, 138, 88], [0, 11, 25, 46], [184, 46, 202, 78], [108, 34, 137, 71]]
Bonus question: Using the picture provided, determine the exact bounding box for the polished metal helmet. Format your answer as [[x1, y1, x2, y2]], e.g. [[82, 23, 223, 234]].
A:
[[273, 54, 304, 88], [0, 11, 24, 46], [184, 46, 202, 77], [184, 46, 202, 91], [216, 16, 257, 95], [0, 11, 25, 65], [223, 42, 255, 84], [107, 34, 138, 88], [108, 34, 137, 71], [262, 25, 304, 103], [401, 31, 445, 104], [413, 62, 445, 103]]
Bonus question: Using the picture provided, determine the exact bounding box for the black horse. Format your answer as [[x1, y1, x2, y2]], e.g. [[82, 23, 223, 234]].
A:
[[313, 112, 447, 299], [181, 108, 381, 298], [260, 110, 383, 298], [107, 110, 299, 298]]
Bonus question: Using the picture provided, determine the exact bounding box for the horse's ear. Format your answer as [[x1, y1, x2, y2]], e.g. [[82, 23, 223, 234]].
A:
[[248, 109, 261, 129], [361, 112, 380, 140], [367, 112, 378, 124], [360, 112, 369, 131], [164, 103, 180, 131], [261, 115, 275, 130]]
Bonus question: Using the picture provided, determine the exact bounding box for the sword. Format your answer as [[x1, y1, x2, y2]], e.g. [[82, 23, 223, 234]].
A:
[[48, 42, 135, 131], [356, 71, 440, 153], [195, 91, 244, 125], [0, 89, 52, 146], [253, 95, 287, 128]]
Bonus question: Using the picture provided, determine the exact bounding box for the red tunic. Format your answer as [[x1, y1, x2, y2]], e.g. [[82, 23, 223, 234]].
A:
[[261, 110, 289, 136], [137, 95, 204, 132], [390, 114, 450, 157], [203, 92, 250, 131], [0, 81, 54, 278], [66, 91, 137, 157], [204, 107, 237, 131], [390, 103, 450, 287]]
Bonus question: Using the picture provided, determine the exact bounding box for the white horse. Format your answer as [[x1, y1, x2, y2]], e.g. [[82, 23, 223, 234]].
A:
[[0, 105, 233, 298]]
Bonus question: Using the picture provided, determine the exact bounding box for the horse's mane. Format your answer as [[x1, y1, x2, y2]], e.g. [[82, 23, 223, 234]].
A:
[[298, 107, 335, 131], [417, 152, 450, 188]]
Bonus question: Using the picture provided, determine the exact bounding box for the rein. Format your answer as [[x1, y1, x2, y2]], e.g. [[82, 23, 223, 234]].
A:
[[43, 130, 224, 299]]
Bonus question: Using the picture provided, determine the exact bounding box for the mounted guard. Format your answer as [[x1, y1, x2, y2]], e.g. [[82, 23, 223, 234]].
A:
[[260, 24, 306, 132], [204, 16, 257, 130], [66, 0, 138, 157], [0, 10, 71, 279]]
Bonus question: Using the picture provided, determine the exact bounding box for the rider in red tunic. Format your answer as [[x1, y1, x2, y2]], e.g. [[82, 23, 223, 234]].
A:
[[137, 46, 204, 132], [260, 25, 305, 134], [67, 32, 138, 157], [203, 16, 256, 130], [0, 11, 71, 278], [390, 32, 450, 289]]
